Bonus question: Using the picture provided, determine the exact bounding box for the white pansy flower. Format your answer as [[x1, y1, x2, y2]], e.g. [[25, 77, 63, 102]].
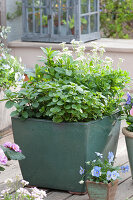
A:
[[79, 180, 84, 184]]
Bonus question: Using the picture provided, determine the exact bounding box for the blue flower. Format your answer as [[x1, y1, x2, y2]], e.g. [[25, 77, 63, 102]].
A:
[[91, 166, 101, 177], [95, 152, 103, 158], [106, 171, 112, 181], [121, 165, 129, 173], [79, 166, 85, 175], [126, 92, 131, 105], [108, 152, 114, 163], [111, 171, 119, 180]]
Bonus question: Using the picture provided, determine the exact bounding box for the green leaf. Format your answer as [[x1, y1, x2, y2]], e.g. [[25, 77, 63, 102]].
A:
[[22, 111, 28, 119], [32, 102, 39, 108], [10, 110, 19, 117], [0, 166, 5, 171], [40, 47, 48, 55], [5, 101, 14, 108], [0, 146, 25, 160]]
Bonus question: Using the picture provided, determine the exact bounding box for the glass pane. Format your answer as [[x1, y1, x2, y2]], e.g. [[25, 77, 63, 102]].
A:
[[42, 9, 48, 34], [35, 8, 40, 33], [41, 0, 48, 7], [90, 0, 98, 12], [81, 0, 88, 14], [90, 14, 97, 33], [61, 7, 67, 36], [28, 8, 33, 32], [28, 0, 33, 6], [53, 8, 59, 34], [34, 0, 41, 7], [81, 16, 88, 34]]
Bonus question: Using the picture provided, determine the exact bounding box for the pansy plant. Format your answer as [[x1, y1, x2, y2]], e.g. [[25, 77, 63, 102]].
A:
[[79, 152, 129, 184], [122, 92, 133, 132]]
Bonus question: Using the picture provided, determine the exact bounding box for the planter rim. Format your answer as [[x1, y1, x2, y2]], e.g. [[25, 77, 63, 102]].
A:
[[122, 127, 133, 138], [86, 179, 118, 187], [12, 111, 120, 125]]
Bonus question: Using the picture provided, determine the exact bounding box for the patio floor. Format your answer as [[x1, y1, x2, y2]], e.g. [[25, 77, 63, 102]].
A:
[[0, 120, 133, 200]]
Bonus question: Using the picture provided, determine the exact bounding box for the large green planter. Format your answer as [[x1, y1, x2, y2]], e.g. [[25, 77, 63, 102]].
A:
[[122, 127, 133, 179], [11, 113, 120, 193]]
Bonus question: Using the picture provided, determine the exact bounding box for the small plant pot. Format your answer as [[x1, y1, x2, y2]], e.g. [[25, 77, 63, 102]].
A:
[[122, 127, 133, 179], [86, 180, 118, 200]]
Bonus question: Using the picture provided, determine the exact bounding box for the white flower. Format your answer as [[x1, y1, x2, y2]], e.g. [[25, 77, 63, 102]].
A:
[[3, 64, 10, 69], [95, 152, 103, 158], [4, 178, 13, 184], [31, 187, 47, 199], [17, 187, 31, 196], [1, 188, 10, 195], [1, 53, 6, 59], [21, 180, 29, 186], [119, 58, 125, 63], [105, 56, 113, 63], [79, 180, 84, 184]]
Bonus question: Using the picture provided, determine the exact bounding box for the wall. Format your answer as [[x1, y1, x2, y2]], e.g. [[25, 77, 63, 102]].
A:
[[6, 0, 22, 42]]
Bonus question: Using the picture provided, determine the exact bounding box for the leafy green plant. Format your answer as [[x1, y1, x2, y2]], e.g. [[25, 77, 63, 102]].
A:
[[100, 0, 133, 39], [0, 26, 24, 89], [4, 41, 130, 122]]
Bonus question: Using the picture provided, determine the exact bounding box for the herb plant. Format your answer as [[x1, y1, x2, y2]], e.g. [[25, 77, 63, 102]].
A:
[[0, 26, 24, 90], [4, 41, 130, 122], [79, 152, 129, 184]]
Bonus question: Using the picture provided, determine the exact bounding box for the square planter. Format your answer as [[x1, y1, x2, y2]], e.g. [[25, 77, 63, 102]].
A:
[[11, 112, 120, 193], [86, 180, 118, 200]]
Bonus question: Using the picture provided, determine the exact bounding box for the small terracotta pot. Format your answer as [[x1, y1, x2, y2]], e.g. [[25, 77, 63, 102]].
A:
[[86, 179, 118, 200]]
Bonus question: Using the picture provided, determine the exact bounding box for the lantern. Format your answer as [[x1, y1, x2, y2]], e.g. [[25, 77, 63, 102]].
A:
[[22, 0, 100, 43]]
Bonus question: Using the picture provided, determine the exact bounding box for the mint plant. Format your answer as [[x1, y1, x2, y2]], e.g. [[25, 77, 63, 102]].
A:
[[4, 41, 130, 122]]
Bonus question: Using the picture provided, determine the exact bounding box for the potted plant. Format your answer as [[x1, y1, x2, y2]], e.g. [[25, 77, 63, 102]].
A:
[[79, 151, 129, 200], [4, 41, 130, 193], [0, 26, 24, 132], [122, 92, 133, 179]]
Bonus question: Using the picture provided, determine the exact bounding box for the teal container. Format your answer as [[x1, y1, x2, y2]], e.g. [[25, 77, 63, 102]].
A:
[[122, 127, 133, 179], [12, 113, 120, 193]]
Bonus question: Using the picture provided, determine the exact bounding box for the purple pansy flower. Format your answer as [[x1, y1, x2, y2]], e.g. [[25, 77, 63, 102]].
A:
[[111, 171, 119, 180], [106, 171, 112, 181], [108, 152, 114, 163], [79, 166, 85, 175], [11, 143, 21, 152], [3, 142, 12, 148], [126, 92, 131, 105], [91, 166, 101, 177], [121, 165, 129, 173], [0, 148, 7, 165]]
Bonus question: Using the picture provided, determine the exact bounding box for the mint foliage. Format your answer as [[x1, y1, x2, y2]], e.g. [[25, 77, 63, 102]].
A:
[[4, 41, 130, 122]]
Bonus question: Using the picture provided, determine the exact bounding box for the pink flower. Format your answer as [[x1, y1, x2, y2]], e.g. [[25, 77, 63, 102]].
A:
[[130, 106, 133, 116], [0, 148, 7, 165], [3, 142, 12, 148], [11, 143, 21, 152]]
